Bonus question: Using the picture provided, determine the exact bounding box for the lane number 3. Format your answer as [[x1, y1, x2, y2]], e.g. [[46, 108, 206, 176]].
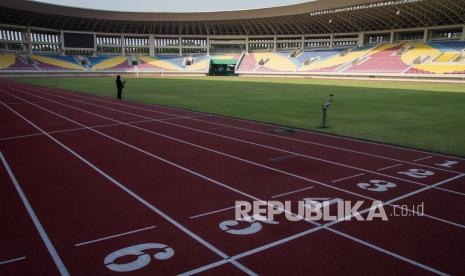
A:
[[357, 180, 397, 192]]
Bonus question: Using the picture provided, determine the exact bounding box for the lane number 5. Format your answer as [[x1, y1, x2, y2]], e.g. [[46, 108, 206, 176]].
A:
[[104, 243, 174, 272]]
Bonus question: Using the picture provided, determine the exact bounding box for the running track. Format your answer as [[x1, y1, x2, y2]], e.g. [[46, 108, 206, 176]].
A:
[[0, 80, 464, 275]]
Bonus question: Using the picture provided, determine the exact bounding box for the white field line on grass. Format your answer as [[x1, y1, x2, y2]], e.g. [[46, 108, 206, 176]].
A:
[[19, 83, 465, 165], [0, 99, 257, 276], [6, 89, 465, 229], [1, 91, 459, 275], [0, 152, 69, 276], [18, 86, 465, 198]]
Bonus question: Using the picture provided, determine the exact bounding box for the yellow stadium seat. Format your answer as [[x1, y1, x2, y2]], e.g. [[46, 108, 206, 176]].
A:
[[401, 42, 441, 64], [31, 54, 84, 70], [92, 56, 128, 70], [435, 52, 458, 62], [186, 58, 210, 71], [253, 52, 297, 71], [298, 44, 396, 71], [0, 53, 16, 69], [138, 56, 182, 71]]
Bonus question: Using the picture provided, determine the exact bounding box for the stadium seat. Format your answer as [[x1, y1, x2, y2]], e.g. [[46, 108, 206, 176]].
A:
[[0, 53, 16, 69], [91, 56, 130, 70], [138, 56, 183, 71], [344, 44, 409, 73], [31, 54, 84, 70]]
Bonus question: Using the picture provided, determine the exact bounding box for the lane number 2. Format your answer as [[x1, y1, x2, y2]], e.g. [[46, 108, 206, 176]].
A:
[[104, 243, 174, 272], [398, 169, 434, 179]]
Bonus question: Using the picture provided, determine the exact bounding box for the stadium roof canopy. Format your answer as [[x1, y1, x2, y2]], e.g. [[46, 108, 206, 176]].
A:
[[1, 0, 465, 35]]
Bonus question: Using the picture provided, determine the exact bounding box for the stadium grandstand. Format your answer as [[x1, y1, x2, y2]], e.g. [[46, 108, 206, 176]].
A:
[[1, 1, 465, 275], [1, 0, 465, 78]]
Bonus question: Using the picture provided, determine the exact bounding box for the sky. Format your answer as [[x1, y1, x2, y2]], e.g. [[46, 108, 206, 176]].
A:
[[33, 0, 312, 13]]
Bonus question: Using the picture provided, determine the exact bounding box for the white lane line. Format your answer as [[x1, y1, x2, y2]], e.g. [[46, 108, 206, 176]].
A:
[[377, 163, 403, 171], [190, 186, 315, 219], [331, 173, 365, 183], [6, 89, 464, 274], [23, 87, 457, 190], [183, 175, 465, 275], [20, 87, 449, 189], [209, 126, 232, 131], [271, 186, 314, 198], [0, 152, 69, 276], [8, 89, 465, 230], [0, 118, 160, 142], [5, 91, 442, 276], [0, 256, 27, 265], [8, 85, 457, 276], [268, 154, 297, 162], [0, 132, 43, 141], [413, 156, 433, 162], [189, 204, 245, 220], [157, 114, 212, 122], [180, 259, 230, 276], [75, 225, 157, 247], [24, 85, 464, 175], [180, 228, 321, 276], [13, 85, 460, 271], [0, 100, 256, 276], [325, 228, 447, 275], [27, 83, 465, 163], [435, 186, 465, 197]]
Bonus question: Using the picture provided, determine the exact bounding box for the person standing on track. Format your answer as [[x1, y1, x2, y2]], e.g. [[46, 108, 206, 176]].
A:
[[116, 75, 126, 100]]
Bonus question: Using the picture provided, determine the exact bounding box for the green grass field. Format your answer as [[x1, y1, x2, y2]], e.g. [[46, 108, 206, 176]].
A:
[[15, 76, 465, 156]]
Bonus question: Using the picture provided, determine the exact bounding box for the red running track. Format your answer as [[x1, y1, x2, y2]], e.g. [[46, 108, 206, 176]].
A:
[[0, 80, 464, 275]]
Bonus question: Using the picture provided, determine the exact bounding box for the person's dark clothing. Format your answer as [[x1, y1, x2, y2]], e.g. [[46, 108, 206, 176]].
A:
[[116, 78, 124, 99]]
